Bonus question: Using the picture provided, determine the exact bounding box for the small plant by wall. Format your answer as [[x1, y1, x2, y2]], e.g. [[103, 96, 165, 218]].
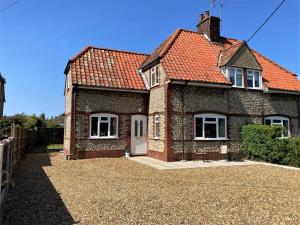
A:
[[242, 125, 300, 167]]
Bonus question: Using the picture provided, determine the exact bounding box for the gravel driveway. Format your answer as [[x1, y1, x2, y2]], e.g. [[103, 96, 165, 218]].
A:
[[3, 152, 300, 225]]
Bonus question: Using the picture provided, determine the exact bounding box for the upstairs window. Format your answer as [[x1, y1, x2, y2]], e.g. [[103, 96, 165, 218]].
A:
[[227, 68, 243, 87], [150, 66, 159, 87], [247, 70, 262, 89], [194, 114, 227, 140], [90, 114, 118, 139], [264, 116, 290, 138], [65, 72, 72, 91], [154, 115, 160, 139]]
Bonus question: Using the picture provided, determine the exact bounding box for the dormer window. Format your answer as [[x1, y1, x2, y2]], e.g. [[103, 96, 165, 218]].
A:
[[150, 66, 159, 87], [227, 67, 243, 87], [247, 70, 262, 89]]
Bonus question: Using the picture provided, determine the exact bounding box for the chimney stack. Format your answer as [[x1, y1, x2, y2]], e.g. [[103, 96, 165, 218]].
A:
[[197, 11, 221, 42]]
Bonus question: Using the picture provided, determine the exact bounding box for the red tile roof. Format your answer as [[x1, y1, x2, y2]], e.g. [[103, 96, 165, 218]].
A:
[[253, 50, 300, 92], [159, 29, 239, 84], [142, 29, 300, 92], [67, 29, 300, 93], [140, 29, 181, 69], [67, 46, 149, 90]]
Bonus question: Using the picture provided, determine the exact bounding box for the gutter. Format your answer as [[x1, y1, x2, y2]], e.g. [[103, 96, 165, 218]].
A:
[[76, 85, 149, 94], [181, 81, 188, 161], [264, 89, 300, 95], [171, 80, 232, 89]]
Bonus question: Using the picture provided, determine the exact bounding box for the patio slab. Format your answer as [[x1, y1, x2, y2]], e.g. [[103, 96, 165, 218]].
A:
[[129, 156, 256, 170]]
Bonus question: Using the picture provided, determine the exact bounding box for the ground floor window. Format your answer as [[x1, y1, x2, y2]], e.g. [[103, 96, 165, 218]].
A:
[[264, 116, 290, 138], [90, 114, 118, 138], [194, 114, 227, 140]]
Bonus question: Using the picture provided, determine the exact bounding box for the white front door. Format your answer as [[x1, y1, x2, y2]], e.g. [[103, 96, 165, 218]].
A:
[[131, 115, 147, 155]]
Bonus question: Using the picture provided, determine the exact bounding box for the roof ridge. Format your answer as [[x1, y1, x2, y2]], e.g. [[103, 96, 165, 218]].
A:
[[221, 41, 243, 52], [70, 45, 149, 62], [139, 28, 183, 70], [91, 46, 150, 56], [159, 28, 182, 58], [252, 49, 297, 77], [178, 29, 242, 43]]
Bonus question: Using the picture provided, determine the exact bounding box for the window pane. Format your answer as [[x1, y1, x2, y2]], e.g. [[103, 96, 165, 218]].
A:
[[229, 68, 235, 84], [265, 119, 271, 125], [156, 68, 159, 84], [236, 69, 242, 73], [283, 120, 289, 137], [247, 75, 253, 87], [205, 117, 216, 122], [100, 122, 108, 137], [135, 120, 138, 137], [155, 121, 159, 138], [218, 118, 226, 137], [254, 72, 260, 87], [151, 74, 154, 86], [140, 120, 143, 137], [101, 117, 108, 121], [205, 123, 217, 138], [110, 117, 117, 136], [91, 117, 98, 136], [273, 120, 282, 124], [195, 118, 203, 137], [236, 74, 243, 87]]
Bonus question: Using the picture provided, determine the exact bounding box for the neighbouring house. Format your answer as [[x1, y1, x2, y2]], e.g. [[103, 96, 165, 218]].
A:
[[63, 11, 300, 161], [0, 74, 5, 118]]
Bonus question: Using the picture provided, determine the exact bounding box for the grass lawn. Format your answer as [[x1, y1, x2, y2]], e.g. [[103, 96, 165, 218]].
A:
[[3, 152, 300, 225]]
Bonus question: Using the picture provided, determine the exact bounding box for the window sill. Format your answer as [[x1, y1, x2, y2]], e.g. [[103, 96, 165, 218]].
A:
[[89, 137, 119, 140], [150, 83, 159, 88], [247, 87, 263, 90], [232, 86, 245, 89], [194, 138, 229, 141]]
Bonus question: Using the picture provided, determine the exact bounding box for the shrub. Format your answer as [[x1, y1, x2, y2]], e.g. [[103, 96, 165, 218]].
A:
[[242, 125, 300, 167]]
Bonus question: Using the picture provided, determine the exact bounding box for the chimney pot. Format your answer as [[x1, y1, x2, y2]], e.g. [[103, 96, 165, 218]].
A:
[[204, 10, 210, 18]]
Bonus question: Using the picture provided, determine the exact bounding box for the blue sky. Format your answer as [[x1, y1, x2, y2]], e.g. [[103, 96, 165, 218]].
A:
[[0, 0, 299, 117]]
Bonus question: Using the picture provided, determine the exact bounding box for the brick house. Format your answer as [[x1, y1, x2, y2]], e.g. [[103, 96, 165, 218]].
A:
[[63, 12, 300, 161], [0, 73, 5, 118]]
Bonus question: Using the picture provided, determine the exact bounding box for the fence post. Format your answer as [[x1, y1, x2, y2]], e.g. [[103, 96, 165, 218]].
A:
[[0, 142, 4, 197]]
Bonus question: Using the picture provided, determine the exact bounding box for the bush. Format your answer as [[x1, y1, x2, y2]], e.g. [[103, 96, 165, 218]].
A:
[[242, 125, 300, 167]]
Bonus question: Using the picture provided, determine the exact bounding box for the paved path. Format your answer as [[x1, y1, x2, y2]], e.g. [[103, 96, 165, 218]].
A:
[[129, 156, 300, 170], [129, 156, 256, 170]]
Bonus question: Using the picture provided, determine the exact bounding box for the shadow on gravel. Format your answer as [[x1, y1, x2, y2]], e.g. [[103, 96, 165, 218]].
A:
[[2, 152, 76, 225]]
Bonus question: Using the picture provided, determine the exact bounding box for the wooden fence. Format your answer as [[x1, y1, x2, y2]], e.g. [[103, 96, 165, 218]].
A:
[[11, 126, 32, 165], [0, 125, 32, 222], [0, 137, 13, 223]]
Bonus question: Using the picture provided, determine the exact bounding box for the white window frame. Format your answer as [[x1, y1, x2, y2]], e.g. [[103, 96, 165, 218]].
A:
[[247, 69, 262, 89], [264, 116, 290, 138], [194, 114, 227, 140], [89, 113, 118, 139], [65, 71, 72, 91], [154, 115, 160, 139], [227, 67, 244, 88], [150, 66, 159, 87]]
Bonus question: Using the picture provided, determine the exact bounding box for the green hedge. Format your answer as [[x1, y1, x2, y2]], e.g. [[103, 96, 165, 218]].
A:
[[242, 125, 300, 167]]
